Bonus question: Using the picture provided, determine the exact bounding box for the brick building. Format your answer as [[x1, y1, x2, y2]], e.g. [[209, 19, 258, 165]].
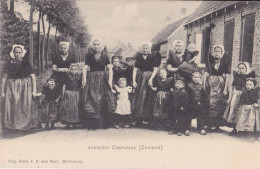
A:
[[151, 15, 189, 67], [184, 1, 260, 84]]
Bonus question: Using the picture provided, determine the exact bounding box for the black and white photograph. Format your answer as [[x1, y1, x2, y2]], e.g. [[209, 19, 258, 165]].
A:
[[0, 0, 260, 169]]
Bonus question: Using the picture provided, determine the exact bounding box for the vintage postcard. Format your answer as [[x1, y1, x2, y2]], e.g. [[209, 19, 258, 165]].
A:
[[0, 0, 259, 169]]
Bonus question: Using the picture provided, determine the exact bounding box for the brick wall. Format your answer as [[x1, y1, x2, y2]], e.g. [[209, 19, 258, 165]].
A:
[[186, 2, 260, 85]]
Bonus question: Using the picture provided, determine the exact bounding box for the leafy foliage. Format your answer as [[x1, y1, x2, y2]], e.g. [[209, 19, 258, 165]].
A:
[[0, 0, 29, 61]]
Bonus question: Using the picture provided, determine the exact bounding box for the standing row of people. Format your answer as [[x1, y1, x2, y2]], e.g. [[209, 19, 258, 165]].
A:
[[1, 39, 260, 137]]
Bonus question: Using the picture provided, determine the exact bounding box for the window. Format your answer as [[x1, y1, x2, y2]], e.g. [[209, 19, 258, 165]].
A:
[[224, 20, 234, 72], [187, 34, 191, 45], [195, 33, 202, 63], [201, 27, 211, 64], [240, 13, 255, 63]]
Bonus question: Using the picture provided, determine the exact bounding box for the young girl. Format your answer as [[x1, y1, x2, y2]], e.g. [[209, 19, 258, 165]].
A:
[[114, 78, 132, 129], [236, 78, 259, 132], [171, 77, 189, 136], [223, 62, 255, 135], [187, 71, 208, 135], [178, 43, 199, 85], [150, 68, 174, 130], [60, 64, 82, 128], [41, 78, 61, 129]]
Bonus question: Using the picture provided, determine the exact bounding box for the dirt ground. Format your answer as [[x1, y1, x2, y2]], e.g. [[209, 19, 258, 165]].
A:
[[0, 120, 259, 169]]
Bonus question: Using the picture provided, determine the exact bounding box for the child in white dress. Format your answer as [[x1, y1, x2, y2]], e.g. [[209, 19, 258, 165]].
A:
[[114, 78, 132, 128]]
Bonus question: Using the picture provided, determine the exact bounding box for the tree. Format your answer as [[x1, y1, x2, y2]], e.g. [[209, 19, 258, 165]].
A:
[[0, 0, 29, 61], [29, 0, 34, 68]]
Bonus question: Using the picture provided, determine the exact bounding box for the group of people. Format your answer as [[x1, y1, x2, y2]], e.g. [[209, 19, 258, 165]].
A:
[[1, 38, 260, 137]]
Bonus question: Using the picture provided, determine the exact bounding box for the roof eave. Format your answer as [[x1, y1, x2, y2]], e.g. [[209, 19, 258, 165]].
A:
[[184, 1, 242, 26], [167, 22, 186, 40]]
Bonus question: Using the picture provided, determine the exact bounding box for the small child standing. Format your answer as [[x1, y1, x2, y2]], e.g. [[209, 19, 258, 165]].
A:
[[171, 77, 190, 136], [114, 78, 132, 129], [187, 71, 208, 135], [60, 64, 82, 128], [236, 78, 259, 132], [150, 69, 174, 130], [40, 78, 61, 129]]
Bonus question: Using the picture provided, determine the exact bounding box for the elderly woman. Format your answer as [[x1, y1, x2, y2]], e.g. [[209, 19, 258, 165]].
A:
[[132, 42, 161, 126], [82, 38, 116, 128], [1, 45, 39, 130], [204, 45, 230, 133], [51, 42, 76, 93]]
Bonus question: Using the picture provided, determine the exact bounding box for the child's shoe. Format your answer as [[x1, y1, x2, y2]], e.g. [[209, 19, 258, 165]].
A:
[[177, 132, 182, 136], [200, 129, 207, 135], [142, 121, 149, 125], [215, 127, 223, 133], [114, 125, 120, 129], [168, 130, 176, 135], [131, 121, 137, 126], [124, 124, 130, 128], [184, 130, 190, 136]]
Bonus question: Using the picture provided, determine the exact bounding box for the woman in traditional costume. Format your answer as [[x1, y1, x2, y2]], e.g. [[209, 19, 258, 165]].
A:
[[131, 42, 161, 126], [82, 38, 116, 128], [1, 45, 39, 131], [204, 45, 230, 133]]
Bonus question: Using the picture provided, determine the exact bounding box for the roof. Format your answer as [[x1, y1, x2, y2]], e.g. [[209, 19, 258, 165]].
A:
[[185, 1, 241, 25], [110, 41, 128, 53], [121, 47, 136, 62], [151, 15, 189, 44]]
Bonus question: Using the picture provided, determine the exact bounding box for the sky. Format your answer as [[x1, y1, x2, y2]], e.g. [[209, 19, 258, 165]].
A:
[[77, 0, 202, 50], [13, 0, 202, 50]]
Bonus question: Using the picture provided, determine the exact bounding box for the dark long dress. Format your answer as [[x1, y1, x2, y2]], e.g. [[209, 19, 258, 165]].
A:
[[83, 49, 116, 127], [152, 77, 174, 118], [131, 51, 161, 120], [205, 54, 230, 127], [3, 56, 39, 130], [60, 72, 82, 124], [51, 53, 76, 92]]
